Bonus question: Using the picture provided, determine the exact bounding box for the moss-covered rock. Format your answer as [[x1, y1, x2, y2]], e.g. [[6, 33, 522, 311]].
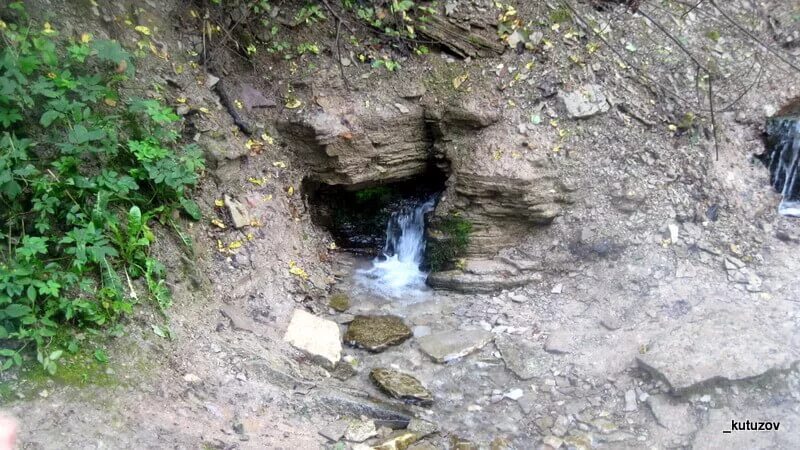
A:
[[425, 215, 472, 271], [328, 293, 351, 312], [369, 368, 433, 406], [343, 315, 412, 352]]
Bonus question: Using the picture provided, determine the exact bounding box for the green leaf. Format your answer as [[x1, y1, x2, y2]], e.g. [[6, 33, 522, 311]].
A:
[[4, 304, 32, 318], [179, 198, 202, 220], [49, 350, 63, 361], [94, 348, 108, 363], [40, 109, 63, 127]]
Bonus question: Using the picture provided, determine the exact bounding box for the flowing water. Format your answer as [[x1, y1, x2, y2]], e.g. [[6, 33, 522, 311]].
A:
[[355, 196, 437, 299], [764, 117, 800, 217]]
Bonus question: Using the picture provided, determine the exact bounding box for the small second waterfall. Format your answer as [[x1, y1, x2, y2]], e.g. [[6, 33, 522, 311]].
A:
[[356, 196, 436, 298], [763, 117, 800, 217]]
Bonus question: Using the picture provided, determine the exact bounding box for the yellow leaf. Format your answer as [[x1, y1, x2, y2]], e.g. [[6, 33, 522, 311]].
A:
[[246, 233, 254, 241], [80, 33, 92, 43], [228, 240, 242, 250], [176, 97, 187, 103], [287, 186, 295, 196], [214, 199, 225, 207], [272, 161, 286, 168], [248, 177, 266, 186], [104, 98, 117, 107], [198, 107, 210, 114], [285, 97, 302, 109], [211, 219, 226, 229], [42, 22, 57, 36], [452, 74, 468, 90], [668, 124, 677, 131], [263, 195, 273, 202], [288, 261, 309, 280], [328, 242, 338, 250], [261, 133, 275, 145], [134, 25, 151, 36], [235, 99, 243, 109]]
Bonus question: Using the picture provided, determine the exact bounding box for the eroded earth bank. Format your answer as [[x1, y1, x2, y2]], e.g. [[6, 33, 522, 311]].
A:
[[4, 0, 800, 449]]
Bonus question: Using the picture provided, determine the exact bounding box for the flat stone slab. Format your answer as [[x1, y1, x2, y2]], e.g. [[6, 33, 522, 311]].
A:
[[559, 84, 610, 119], [636, 310, 800, 392], [370, 368, 433, 406], [495, 334, 551, 380], [417, 329, 493, 363], [344, 315, 412, 352], [283, 309, 342, 369], [646, 395, 696, 436]]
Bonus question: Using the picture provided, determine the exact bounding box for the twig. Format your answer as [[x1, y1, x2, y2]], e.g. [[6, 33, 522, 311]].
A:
[[320, 0, 355, 35], [709, 0, 800, 74], [680, 0, 706, 19], [708, 76, 719, 161], [335, 19, 351, 92]]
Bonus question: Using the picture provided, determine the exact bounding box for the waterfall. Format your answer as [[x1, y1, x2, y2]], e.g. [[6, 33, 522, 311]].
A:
[[764, 117, 800, 217], [356, 196, 436, 298]]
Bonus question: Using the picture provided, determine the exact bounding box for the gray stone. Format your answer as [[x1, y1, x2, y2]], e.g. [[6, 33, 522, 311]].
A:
[[624, 389, 637, 412], [417, 329, 493, 363], [495, 334, 550, 379], [319, 420, 349, 442], [220, 304, 259, 334], [407, 418, 438, 437], [240, 84, 275, 110], [544, 332, 571, 354], [637, 310, 800, 392], [646, 395, 696, 436], [600, 316, 621, 331], [224, 194, 250, 229], [283, 309, 342, 369], [204, 73, 220, 89], [559, 84, 610, 118]]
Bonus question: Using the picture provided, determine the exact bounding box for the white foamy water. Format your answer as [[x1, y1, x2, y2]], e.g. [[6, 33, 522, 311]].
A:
[[356, 197, 436, 299], [766, 118, 800, 217]]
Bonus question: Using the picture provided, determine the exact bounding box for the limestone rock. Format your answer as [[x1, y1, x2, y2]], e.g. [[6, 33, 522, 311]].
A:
[[495, 334, 550, 380], [373, 431, 421, 450], [344, 419, 377, 442], [544, 332, 572, 354], [224, 194, 250, 229], [559, 84, 610, 118], [636, 310, 800, 392], [646, 395, 696, 436], [318, 419, 349, 442], [283, 309, 342, 369], [369, 368, 433, 406], [417, 329, 493, 363], [344, 315, 412, 352]]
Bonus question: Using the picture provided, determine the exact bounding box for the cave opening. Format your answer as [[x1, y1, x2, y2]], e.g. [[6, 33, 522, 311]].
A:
[[303, 163, 450, 256]]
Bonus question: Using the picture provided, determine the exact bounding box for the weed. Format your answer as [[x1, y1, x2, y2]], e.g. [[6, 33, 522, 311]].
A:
[[0, 4, 203, 373]]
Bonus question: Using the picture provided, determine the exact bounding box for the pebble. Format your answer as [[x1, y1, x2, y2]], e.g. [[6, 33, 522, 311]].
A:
[[504, 388, 524, 400], [551, 283, 564, 294], [624, 389, 638, 411]]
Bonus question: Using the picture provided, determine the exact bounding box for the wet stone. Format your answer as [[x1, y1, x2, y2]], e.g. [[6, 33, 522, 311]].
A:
[[344, 315, 412, 352], [369, 368, 433, 406], [373, 431, 421, 450], [318, 419, 349, 442], [417, 329, 493, 363]]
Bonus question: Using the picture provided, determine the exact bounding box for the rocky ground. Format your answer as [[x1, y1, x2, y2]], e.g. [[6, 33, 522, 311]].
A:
[[3, 0, 800, 449]]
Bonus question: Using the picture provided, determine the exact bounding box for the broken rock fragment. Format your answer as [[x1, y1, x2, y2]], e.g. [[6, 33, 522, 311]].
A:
[[559, 84, 610, 119], [224, 194, 250, 229]]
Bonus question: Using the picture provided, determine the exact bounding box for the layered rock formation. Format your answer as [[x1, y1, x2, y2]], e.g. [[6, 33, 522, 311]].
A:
[[279, 86, 573, 289]]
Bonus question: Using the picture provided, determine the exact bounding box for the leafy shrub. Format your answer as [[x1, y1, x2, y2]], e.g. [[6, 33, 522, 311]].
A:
[[0, 4, 204, 373]]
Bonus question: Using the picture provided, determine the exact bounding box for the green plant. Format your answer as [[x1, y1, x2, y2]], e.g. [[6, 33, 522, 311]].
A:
[[426, 215, 472, 271], [295, 3, 326, 24], [0, 4, 204, 373]]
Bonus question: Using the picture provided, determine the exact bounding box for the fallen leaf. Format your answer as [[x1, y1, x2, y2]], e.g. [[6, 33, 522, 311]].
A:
[[285, 97, 302, 109], [272, 161, 287, 168], [452, 74, 468, 90], [211, 219, 226, 229], [134, 25, 151, 36], [214, 199, 225, 207]]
